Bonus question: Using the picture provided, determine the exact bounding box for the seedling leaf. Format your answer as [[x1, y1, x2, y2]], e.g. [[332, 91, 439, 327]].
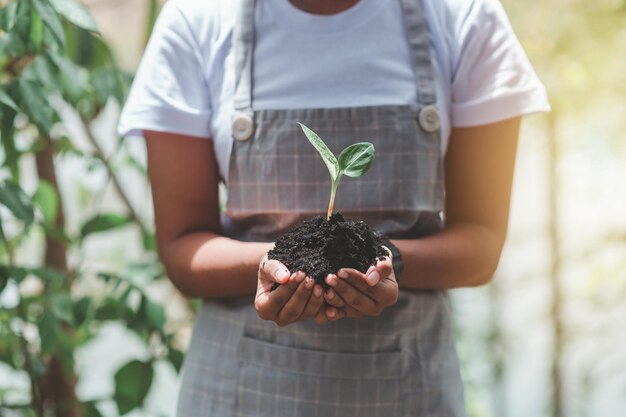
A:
[[297, 122, 338, 180], [338, 142, 375, 178], [297, 123, 376, 219]]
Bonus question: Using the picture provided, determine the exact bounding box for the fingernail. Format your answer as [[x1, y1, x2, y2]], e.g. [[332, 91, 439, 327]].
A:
[[338, 270, 349, 279], [305, 277, 314, 289], [328, 308, 336, 318], [314, 285, 322, 297], [366, 271, 380, 286], [325, 275, 337, 287], [326, 289, 334, 300], [296, 272, 305, 283], [276, 269, 289, 282]]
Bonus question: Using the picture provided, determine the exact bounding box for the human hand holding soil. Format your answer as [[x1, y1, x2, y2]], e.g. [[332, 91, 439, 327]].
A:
[[320, 249, 399, 321], [255, 255, 325, 327]]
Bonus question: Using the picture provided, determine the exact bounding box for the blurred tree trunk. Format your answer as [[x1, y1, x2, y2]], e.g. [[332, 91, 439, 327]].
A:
[[547, 112, 564, 417], [35, 138, 81, 417]]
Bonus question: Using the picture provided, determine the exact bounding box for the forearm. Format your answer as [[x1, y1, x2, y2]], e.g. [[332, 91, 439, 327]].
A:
[[393, 222, 504, 290], [161, 232, 273, 298]]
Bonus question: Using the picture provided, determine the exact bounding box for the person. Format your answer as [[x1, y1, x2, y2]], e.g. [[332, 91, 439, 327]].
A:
[[118, 0, 549, 415]]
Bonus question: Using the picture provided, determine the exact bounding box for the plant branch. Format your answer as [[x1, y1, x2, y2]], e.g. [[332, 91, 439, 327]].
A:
[[79, 117, 149, 237]]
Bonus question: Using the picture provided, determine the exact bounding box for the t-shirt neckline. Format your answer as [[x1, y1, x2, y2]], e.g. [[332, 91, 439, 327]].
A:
[[265, 0, 387, 35]]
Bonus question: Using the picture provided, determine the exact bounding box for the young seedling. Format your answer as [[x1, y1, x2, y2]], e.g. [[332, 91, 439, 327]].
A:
[[298, 122, 375, 220]]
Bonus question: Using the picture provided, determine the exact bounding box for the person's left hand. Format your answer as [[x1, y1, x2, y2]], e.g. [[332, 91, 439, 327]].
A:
[[316, 249, 399, 322]]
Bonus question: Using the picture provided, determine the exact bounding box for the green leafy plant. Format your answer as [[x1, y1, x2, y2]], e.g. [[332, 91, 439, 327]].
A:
[[0, 1, 187, 417], [298, 122, 375, 219]]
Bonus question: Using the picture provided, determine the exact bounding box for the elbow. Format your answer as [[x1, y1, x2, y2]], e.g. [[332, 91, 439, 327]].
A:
[[466, 228, 506, 287], [158, 239, 205, 299], [160, 258, 201, 299], [466, 261, 499, 287]]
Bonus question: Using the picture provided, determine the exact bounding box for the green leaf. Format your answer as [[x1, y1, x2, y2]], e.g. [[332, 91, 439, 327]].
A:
[[17, 78, 56, 132], [28, 55, 57, 89], [33, 180, 58, 225], [80, 213, 131, 239], [0, 266, 27, 294], [0, 2, 18, 31], [297, 123, 338, 180], [1, 108, 20, 180], [0, 266, 28, 283], [337, 142, 375, 178], [0, 89, 20, 113], [168, 348, 184, 373], [51, 293, 74, 324], [12, 0, 32, 40], [73, 296, 92, 326], [38, 313, 60, 353], [141, 231, 156, 251], [30, 267, 66, 283], [83, 402, 104, 417], [48, 52, 92, 103], [31, 0, 66, 48], [30, 9, 43, 50], [49, 0, 98, 32], [0, 181, 35, 224], [94, 297, 121, 321], [141, 296, 165, 332], [114, 360, 154, 415], [0, 218, 5, 245]]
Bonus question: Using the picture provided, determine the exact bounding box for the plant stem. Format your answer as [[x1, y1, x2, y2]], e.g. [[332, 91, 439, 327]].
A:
[[327, 178, 340, 220]]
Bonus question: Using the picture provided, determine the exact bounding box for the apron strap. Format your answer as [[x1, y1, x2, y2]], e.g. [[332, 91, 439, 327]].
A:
[[399, 0, 438, 106], [233, 0, 256, 115]]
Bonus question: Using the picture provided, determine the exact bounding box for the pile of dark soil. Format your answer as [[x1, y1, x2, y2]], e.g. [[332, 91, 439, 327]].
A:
[[268, 213, 387, 286]]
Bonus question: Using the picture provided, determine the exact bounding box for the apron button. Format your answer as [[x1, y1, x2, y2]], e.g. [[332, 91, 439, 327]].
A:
[[232, 113, 254, 141], [418, 105, 441, 133]]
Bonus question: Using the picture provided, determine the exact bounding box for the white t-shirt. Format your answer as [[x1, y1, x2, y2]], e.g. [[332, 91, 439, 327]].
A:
[[118, 0, 550, 182]]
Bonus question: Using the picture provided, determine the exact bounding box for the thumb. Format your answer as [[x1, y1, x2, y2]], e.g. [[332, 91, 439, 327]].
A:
[[377, 246, 394, 279], [262, 259, 291, 284]]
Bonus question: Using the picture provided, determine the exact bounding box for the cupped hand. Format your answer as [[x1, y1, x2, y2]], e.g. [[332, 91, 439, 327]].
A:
[[320, 249, 399, 321], [255, 255, 325, 326]]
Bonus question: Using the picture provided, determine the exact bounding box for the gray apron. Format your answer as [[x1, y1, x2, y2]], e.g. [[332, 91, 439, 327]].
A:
[[177, 0, 466, 416]]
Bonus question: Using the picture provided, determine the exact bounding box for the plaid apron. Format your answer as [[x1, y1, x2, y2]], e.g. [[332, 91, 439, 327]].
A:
[[177, 0, 467, 416]]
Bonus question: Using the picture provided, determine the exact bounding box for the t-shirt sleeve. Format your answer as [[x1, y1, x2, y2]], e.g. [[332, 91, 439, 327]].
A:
[[117, 1, 212, 138], [450, 0, 550, 127]]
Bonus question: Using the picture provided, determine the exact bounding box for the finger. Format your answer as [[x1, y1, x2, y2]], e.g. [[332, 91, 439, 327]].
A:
[[324, 287, 346, 308], [337, 268, 377, 292], [302, 282, 324, 319], [325, 273, 378, 315], [261, 259, 291, 284], [339, 267, 397, 308], [255, 277, 299, 320], [324, 306, 347, 321], [375, 257, 395, 282], [277, 275, 312, 323], [340, 265, 382, 287], [314, 309, 329, 325]]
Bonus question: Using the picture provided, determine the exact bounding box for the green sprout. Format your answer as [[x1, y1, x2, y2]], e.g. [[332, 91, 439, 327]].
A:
[[298, 122, 375, 220]]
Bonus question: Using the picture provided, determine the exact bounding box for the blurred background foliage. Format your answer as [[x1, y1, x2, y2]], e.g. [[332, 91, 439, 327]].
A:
[[0, 1, 625, 417], [0, 1, 188, 416]]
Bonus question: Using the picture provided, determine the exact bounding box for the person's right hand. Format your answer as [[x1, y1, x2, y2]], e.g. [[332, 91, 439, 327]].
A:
[[255, 255, 325, 326]]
